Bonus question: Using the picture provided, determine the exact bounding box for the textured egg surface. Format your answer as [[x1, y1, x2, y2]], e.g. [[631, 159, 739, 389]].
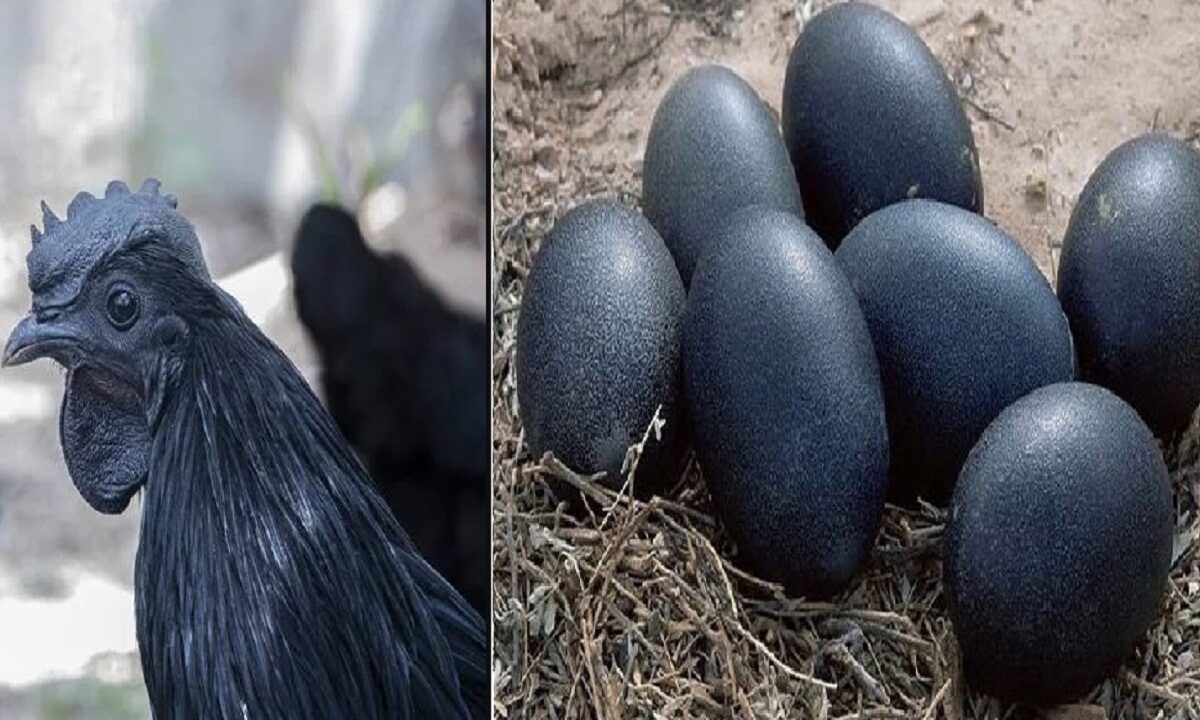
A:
[[945, 382, 1173, 705], [1057, 133, 1200, 436], [782, 2, 982, 247], [643, 64, 803, 286], [684, 205, 888, 599], [835, 199, 1075, 502], [516, 200, 687, 497]]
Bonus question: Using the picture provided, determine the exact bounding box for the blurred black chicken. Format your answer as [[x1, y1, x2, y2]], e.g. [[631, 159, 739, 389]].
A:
[[291, 204, 490, 615], [2, 180, 487, 719]]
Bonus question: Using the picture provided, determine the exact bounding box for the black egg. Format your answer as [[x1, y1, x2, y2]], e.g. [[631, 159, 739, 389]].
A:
[[643, 64, 803, 287], [782, 2, 982, 247], [1058, 134, 1200, 436], [835, 200, 1075, 502], [684, 206, 888, 599], [516, 200, 686, 497], [945, 382, 1173, 705]]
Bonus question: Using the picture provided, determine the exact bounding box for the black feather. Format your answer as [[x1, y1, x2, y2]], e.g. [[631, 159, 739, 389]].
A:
[[291, 205, 490, 615], [114, 244, 488, 718]]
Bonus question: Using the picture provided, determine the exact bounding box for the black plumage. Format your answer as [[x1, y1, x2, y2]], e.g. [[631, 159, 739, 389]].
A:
[[3, 180, 487, 719], [291, 204, 490, 615]]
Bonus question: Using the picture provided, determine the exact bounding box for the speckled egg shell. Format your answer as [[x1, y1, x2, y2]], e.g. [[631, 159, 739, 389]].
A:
[[782, 2, 982, 247], [1057, 133, 1200, 436], [945, 382, 1173, 705], [643, 64, 804, 287], [683, 206, 888, 599], [516, 200, 686, 497], [835, 200, 1075, 503]]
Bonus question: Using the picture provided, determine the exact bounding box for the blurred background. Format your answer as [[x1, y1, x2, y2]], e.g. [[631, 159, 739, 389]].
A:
[[0, 1, 486, 717]]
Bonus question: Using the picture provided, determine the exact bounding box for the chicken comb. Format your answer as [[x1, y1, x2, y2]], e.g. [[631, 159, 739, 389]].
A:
[[26, 179, 209, 308]]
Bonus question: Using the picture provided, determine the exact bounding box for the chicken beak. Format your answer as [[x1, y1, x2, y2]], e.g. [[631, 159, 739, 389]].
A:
[[2, 312, 79, 367]]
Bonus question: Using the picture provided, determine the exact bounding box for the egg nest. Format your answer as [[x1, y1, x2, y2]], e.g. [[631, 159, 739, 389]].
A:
[[492, 1, 1200, 718]]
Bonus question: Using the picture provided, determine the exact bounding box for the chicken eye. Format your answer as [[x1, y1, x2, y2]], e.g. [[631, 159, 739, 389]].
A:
[[106, 287, 139, 329]]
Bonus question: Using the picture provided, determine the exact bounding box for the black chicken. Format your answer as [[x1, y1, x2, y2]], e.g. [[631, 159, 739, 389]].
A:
[[2, 180, 487, 719], [291, 204, 489, 614]]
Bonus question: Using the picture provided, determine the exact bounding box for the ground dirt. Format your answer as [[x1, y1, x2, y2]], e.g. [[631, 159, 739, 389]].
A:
[[491, 1, 1200, 718]]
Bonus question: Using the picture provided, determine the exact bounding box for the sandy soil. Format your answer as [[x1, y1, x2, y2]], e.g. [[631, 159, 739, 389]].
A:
[[494, 0, 1200, 275], [492, 1, 1200, 717]]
